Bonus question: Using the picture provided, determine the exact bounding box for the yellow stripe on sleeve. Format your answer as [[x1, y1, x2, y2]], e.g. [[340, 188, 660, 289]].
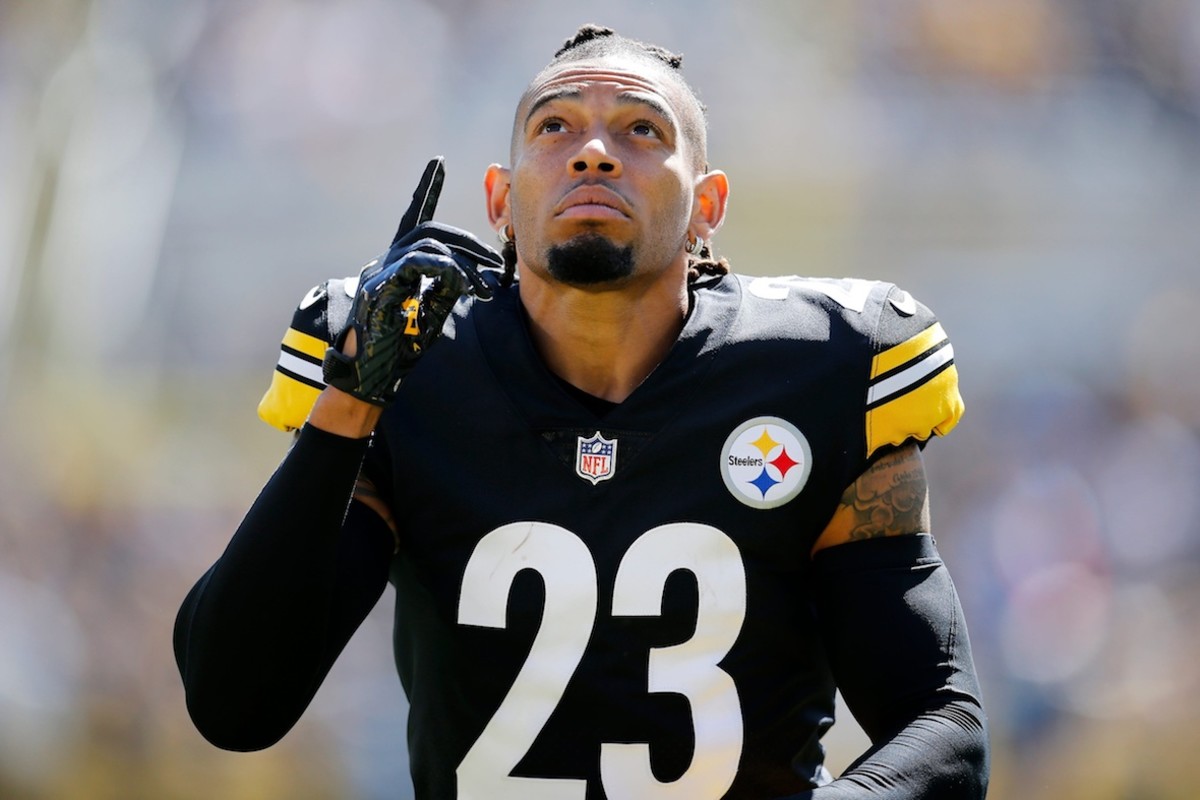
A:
[[282, 327, 329, 360], [866, 364, 963, 458], [256, 326, 332, 432], [258, 370, 323, 432], [872, 322, 947, 378]]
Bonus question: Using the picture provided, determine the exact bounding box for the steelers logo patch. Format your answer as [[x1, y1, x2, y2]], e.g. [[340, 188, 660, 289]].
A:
[[721, 417, 812, 509]]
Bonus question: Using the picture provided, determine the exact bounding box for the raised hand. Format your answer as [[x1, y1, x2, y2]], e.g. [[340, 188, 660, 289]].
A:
[[322, 158, 502, 406]]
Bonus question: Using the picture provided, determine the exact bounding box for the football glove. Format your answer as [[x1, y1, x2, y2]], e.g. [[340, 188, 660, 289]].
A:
[[322, 157, 502, 406]]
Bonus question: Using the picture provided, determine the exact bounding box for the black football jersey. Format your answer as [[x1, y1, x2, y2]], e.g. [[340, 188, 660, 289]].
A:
[[259, 271, 963, 799]]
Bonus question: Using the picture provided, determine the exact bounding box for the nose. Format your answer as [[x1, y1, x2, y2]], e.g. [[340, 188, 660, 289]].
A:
[[569, 136, 622, 178]]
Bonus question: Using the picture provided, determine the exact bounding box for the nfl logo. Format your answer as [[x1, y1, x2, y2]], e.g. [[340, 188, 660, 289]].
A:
[[575, 431, 618, 485]]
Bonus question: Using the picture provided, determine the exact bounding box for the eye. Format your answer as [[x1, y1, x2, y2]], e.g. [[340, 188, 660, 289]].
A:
[[630, 121, 661, 138], [538, 118, 567, 134]]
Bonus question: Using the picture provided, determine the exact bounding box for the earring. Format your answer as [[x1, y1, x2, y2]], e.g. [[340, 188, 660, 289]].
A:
[[497, 225, 513, 245], [686, 236, 705, 255]]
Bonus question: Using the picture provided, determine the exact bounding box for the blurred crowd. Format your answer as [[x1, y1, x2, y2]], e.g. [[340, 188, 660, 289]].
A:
[[1, 1, 1198, 798]]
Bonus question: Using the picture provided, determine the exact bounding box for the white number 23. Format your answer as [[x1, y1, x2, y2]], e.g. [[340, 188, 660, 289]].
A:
[[456, 522, 747, 799]]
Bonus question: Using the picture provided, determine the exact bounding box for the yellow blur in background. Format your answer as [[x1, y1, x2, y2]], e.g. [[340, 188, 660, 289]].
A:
[[2, 1, 1199, 798]]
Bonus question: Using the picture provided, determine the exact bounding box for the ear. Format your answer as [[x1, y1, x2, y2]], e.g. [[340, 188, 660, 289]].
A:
[[689, 169, 729, 243], [484, 164, 512, 235]]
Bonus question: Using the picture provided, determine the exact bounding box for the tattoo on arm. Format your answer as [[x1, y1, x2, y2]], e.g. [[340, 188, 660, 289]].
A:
[[836, 445, 931, 540]]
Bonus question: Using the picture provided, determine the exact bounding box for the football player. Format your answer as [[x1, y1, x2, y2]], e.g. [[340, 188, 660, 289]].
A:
[[175, 24, 988, 799]]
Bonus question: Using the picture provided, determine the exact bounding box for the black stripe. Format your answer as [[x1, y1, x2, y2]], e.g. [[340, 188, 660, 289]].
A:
[[281, 342, 323, 366], [866, 358, 954, 412], [868, 337, 950, 387], [276, 364, 326, 391]]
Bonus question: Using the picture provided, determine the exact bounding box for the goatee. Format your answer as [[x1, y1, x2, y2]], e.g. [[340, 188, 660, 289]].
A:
[[546, 233, 634, 286]]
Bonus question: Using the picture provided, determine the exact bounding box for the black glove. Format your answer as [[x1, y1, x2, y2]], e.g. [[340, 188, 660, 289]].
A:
[[322, 157, 502, 406]]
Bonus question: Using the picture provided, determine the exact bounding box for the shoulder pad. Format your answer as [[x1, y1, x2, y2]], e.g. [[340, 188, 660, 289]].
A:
[[731, 275, 963, 457], [865, 285, 963, 457], [256, 277, 355, 432]]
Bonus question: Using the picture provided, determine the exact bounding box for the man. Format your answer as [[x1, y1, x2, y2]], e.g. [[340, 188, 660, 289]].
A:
[[175, 24, 989, 799]]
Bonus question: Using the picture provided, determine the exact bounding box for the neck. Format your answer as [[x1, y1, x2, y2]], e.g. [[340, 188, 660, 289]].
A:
[[518, 263, 689, 403]]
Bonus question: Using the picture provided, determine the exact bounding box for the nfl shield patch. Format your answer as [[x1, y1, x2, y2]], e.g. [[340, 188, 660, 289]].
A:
[[575, 431, 617, 485]]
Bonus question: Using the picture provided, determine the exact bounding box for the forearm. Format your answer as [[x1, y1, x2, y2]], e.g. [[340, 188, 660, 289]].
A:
[[809, 535, 990, 799], [307, 368, 384, 438], [810, 698, 987, 798], [174, 423, 393, 750]]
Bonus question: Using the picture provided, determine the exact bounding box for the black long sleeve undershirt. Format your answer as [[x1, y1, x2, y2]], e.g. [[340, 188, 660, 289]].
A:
[[801, 535, 990, 799], [173, 424, 394, 751]]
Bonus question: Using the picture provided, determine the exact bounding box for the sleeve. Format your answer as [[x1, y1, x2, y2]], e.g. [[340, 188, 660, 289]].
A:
[[806, 535, 989, 798], [173, 424, 396, 750], [257, 278, 355, 432], [863, 286, 964, 459]]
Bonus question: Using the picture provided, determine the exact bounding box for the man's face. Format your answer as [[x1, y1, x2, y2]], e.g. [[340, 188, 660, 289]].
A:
[[504, 55, 701, 288]]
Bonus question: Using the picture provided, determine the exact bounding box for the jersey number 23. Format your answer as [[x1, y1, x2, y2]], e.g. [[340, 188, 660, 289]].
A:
[[457, 522, 747, 799]]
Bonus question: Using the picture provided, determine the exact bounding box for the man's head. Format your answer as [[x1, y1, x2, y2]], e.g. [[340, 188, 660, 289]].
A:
[[485, 24, 729, 290]]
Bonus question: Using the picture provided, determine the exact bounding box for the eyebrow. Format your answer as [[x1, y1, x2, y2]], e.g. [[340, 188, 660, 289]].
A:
[[618, 93, 676, 131], [523, 88, 581, 130], [523, 88, 678, 134]]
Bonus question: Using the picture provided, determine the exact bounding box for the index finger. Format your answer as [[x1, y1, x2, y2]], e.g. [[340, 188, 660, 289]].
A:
[[391, 157, 445, 246]]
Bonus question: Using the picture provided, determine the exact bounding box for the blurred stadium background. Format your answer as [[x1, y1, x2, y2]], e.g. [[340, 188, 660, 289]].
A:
[[2, 1, 1199, 797]]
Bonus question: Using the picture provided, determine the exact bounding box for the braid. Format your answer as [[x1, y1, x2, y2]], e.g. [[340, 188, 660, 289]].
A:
[[687, 242, 730, 283], [501, 240, 517, 287], [554, 24, 684, 71], [555, 24, 613, 58]]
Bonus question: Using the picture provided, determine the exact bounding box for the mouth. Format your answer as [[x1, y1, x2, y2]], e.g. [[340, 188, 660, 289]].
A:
[[554, 184, 632, 220]]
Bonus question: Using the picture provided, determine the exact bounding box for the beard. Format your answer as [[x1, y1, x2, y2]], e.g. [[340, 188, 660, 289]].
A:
[[545, 232, 634, 286]]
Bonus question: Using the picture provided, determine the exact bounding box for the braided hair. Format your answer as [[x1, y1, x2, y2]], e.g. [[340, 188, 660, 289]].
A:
[[554, 23, 684, 69], [502, 24, 730, 285]]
